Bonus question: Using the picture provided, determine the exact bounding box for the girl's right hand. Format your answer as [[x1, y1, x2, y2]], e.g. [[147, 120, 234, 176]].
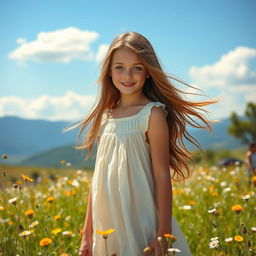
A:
[[78, 235, 93, 256]]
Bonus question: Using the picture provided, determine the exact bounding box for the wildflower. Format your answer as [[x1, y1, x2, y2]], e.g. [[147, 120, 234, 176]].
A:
[[223, 187, 231, 193], [168, 248, 181, 253], [46, 196, 55, 203], [164, 234, 177, 242], [19, 230, 34, 236], [234, 235, 244, 242], [8, 197, 18, 205], [0, 206, 4, 211], [225, 237, 233, 243], [39, 238, 53, 246], [231, 204, 243, 214], [65, 216, 71, 221], [21, 174, 33, 183], [12, 184, 19, 189], [210, 237, 219, 241], [62, 231, 73, 236], [54, 215, 61, 221], [158, 236, 162, 242], [96, 229, 115, 239], [2, 154, 8, 160], [241, 194, 250, 201], [251, 227, 256, 232], [208, 208, 216, 214], [209, 240, 219, 249], [29, 220, 39, 228], [52, 228, 62, 235], [179, 205, 191, 210], [25, 209, 35, 218], [188, 200, 196, 206], [144, 247, 151, 255]]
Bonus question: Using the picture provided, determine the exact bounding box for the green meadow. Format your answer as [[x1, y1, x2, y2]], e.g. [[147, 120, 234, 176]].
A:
[[0, 154, 256, 256]]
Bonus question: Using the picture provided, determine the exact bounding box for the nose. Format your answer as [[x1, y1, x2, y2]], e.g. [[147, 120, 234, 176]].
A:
[[123, 68, 133, 77]]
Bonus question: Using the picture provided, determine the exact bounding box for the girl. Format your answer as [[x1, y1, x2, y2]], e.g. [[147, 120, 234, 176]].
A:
[[76, 32, 215, 256]]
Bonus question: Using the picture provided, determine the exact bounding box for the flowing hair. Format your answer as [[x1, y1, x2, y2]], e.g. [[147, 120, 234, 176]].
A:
[[70, 32, 217, 181]]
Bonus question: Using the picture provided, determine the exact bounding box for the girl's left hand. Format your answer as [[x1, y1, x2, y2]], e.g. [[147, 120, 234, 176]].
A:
[[147, 234, 168, 256]]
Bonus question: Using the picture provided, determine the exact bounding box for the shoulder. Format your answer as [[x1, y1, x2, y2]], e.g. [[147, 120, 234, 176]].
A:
[[149, 105, 167, 123], [148, 105, 168, 134]]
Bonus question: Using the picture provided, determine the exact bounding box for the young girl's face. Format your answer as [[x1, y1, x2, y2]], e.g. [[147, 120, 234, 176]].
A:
[[110, 47, 148, 97]]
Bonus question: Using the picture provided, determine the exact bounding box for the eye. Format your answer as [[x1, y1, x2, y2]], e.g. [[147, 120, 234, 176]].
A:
[[114, 66, 124, 70], [132, 66, 143, 71]]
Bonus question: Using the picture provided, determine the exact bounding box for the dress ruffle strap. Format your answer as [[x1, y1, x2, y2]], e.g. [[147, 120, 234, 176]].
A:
[[139, 102, 168, 134]]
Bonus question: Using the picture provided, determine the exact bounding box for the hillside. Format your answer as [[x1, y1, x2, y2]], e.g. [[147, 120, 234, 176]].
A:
[[0, 115, 244, 167]]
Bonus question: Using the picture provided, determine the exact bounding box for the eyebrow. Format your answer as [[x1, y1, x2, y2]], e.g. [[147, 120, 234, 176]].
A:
[[113, 62, 143, 65]]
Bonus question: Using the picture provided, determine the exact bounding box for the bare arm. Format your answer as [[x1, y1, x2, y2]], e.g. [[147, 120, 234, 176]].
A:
[[81, 136, 101, 235], [81, 185, 93, 236], [148, 107, 172, 235]]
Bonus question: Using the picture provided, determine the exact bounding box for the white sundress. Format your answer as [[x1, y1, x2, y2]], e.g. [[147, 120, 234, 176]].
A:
[[91, 101, 192, 256]]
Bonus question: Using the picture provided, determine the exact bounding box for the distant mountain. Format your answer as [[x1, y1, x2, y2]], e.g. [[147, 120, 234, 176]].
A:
[[0, 116, 82, 164], [19, 144, 97, 170], [0, 115, 243, 167]]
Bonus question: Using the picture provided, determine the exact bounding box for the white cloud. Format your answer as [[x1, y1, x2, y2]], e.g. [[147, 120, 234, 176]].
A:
[[96, 44, 109, 63], [187, 46, 256, 119], [0, 91, 96, 121], [189, 46, 256, 87], [9, 27, 99, 64]]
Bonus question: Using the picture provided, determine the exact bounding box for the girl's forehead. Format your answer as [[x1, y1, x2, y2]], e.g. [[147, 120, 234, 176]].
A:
[[111, 48, 141, 64]]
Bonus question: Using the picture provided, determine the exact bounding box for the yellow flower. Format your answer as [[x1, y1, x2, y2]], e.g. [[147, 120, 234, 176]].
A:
[[96, 229, 115, 239], [39, 238, 53, 246], [52, 228, 62, 235], [0, 206, 4, 211], [234, 235, 244, 242], [21, 174, 33, 183], [164, 234, 177, 242], [54, 215, 61, 221], [25, 209, 35, 217], [46, 196, 55, 203], [231, 204, 244, 213], [252, 176, 256, 182]]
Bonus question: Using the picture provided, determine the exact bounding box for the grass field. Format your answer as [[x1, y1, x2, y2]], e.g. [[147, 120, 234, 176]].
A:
[[0, 155, 256, 256]]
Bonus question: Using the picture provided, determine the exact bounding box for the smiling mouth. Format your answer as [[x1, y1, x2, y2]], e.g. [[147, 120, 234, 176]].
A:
[[121, 82, 135, 87]]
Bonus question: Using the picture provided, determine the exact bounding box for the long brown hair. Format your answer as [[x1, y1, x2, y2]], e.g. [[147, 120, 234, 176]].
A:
[[71, 32, 217, 181]]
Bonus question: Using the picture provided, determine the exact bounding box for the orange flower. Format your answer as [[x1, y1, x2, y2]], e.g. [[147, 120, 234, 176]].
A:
[[164, 233, 177, 242], [25, 209, 35, 218], [234, 235, 244, 242], [231, 204, 243, 213], [46, 196, 55, 203], [39, 238, 53, 246]]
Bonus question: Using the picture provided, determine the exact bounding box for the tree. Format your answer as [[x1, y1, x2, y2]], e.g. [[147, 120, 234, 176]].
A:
[[228, 102, 256, 144]]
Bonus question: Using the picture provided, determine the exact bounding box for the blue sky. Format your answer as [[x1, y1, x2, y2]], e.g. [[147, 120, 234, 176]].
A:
[[1, 0, 255, 121]]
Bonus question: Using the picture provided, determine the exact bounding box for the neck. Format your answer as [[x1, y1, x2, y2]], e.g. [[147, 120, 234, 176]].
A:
[[118, 93, 149, 108]]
